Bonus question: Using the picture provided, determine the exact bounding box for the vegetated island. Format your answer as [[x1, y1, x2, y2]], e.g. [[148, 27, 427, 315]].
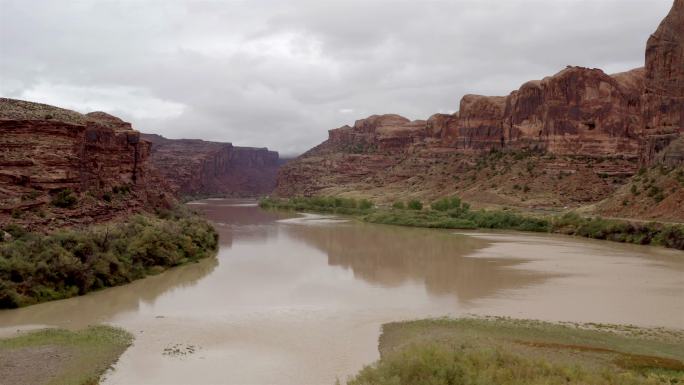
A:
[[259, 194, 684, 250], [343, 317, 684, 385]]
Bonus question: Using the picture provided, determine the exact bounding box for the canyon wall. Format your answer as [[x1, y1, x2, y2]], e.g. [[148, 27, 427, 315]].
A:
[[142, 134, 280, 198], [0, 98, 173, 230], [275, 0, 683, 218], [641, 0, 684, 161]]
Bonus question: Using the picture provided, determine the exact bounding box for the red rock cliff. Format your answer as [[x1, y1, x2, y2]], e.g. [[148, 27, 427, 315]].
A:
[[142, 134, 280, 197], [0, 98, 172, 230], [275, 1, 683, 214], [641, 0, 684, 161]]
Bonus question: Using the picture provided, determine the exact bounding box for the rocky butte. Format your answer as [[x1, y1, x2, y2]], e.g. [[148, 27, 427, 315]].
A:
[[275, 0, 684, 221], [141, 134, 281, 198], [0, 98, 174, 231]]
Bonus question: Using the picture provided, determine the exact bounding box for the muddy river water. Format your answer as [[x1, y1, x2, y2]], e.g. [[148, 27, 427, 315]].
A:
[[0, 199, 682, 384]]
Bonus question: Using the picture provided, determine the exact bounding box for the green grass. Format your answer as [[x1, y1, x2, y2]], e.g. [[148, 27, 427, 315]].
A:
[[345, 317, 684, 385], [0, 325, 133, 385], [260, 196, 684, 250], [0, 206, 219, 308]]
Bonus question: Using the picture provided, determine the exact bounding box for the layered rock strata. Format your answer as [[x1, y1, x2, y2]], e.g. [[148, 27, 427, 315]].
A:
[[0, 98, 172, 230]]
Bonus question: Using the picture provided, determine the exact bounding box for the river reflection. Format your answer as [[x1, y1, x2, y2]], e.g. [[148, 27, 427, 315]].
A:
[[283, 218, 553, 303], [0, 199, 680, 385]]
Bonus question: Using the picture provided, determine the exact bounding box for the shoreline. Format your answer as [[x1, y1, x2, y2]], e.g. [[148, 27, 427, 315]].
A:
[[259, 196, 684, 251]]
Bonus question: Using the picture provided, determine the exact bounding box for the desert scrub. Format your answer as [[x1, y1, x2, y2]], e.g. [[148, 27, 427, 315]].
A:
[[0, 207, 218, 308], [0, 325, 132, 385], [346, 317, 684, 385]]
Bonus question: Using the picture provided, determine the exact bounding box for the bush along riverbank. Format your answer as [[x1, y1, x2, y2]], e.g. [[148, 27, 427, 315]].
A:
[[259, 196, 684, 250], [0, 207, 218, 308], [345, 317, 684, 385]]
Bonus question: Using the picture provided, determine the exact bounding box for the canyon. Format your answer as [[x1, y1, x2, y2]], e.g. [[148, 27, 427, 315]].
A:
[[275, 0, 684, 221], [142, 134, 280, 198], [0, 99, 280, 231]]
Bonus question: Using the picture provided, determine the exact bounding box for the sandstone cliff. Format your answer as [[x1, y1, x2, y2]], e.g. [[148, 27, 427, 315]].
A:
[[275, 1, 683, 220], [641, 0, 684, 162], [142, 134, 280, 198], [0, 98, 173, 230]]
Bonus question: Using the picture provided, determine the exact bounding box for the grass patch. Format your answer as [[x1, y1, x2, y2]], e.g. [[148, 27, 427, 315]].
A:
[[0, 325, 132, 385], [345, 317, 684, 385], [0, 206, 218, 308]]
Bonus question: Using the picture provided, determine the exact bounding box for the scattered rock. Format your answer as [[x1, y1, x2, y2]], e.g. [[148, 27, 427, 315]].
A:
[[162, 343, 199, 357]]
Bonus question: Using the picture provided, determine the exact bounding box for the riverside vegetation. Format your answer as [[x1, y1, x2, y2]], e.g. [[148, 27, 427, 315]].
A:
[[344, 317, 684, 385], [259, 196, 684, 250], [0, 206, 218, 308]]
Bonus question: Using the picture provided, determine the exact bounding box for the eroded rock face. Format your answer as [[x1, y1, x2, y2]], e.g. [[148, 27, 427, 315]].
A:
[[0, 98, 173, 230], [641, 0, 684, 161], [504, 66, 644, 157], [275, 1, 683, 218], [142, 134, 280, 197]]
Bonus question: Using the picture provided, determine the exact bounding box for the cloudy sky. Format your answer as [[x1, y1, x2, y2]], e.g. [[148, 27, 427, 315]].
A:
[[0, 0, 673, 156]]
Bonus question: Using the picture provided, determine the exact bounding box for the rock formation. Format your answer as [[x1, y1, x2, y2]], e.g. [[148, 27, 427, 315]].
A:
[[275, 1, 683, 220], [0, 98, 173, 230], [142, 134, 280, 198], [641, 0, 684, 162]]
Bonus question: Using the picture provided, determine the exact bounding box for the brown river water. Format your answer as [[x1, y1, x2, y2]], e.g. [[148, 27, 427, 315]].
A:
[[0, 199, 682, 384]]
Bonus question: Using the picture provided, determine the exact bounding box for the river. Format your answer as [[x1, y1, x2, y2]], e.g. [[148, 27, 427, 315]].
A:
[[0, 199, 682, 384]]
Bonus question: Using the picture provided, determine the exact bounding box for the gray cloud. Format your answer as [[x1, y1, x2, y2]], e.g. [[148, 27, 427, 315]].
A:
[[0, 0, 673, 156]]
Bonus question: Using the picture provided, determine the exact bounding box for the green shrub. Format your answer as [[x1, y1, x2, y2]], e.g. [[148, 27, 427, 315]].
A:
[[51, 188, 77, 208], [392, 201, 405, 210], [407, 200, 423, 210], [431, 196, 462, 212], [0, 209, 218, 308]]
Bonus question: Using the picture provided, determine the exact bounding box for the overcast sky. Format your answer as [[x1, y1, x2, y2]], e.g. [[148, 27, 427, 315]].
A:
[[0, 0, 673, 156]]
